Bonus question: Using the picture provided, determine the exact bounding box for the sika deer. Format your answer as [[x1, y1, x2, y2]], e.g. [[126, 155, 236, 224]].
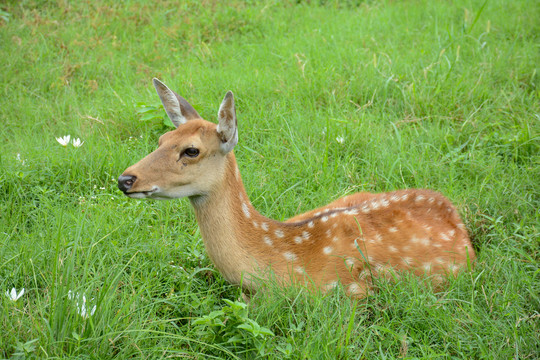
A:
[[118, 78, 475, 297]]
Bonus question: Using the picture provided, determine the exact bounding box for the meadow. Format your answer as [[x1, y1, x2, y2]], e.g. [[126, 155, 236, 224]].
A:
[[0, 0, 538, 358]]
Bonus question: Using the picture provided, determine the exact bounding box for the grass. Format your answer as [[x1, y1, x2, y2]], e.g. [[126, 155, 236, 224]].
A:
[[0, 0, 538, 358]]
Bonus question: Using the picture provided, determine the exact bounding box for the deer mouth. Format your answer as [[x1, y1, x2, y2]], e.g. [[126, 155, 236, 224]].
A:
[[124, 186, 159, 199]]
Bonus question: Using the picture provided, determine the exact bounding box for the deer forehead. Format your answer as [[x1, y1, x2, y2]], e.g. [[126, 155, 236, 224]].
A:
[[159, 119, 220, 150]]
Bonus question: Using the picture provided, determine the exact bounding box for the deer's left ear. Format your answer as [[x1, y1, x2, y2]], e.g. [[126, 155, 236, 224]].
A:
[[216, 91, 238, 154]]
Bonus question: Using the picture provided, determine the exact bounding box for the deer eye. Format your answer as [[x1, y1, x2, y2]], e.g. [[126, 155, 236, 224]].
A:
[[183, 147, 200, 158]]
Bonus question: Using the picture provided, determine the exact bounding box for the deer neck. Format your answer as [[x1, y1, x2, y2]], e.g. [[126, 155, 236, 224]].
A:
[[189, 153, 273, 287]]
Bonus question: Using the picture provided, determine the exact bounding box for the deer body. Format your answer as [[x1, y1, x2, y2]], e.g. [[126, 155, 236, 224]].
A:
[[118, 79, 475, 297]]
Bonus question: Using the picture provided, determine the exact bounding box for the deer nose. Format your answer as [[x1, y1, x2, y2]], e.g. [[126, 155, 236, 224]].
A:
[[118, 175, 137, 193]]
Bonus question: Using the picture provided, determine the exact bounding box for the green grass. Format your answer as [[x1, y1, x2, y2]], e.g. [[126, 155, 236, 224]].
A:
[[1, 0, 538, 358]]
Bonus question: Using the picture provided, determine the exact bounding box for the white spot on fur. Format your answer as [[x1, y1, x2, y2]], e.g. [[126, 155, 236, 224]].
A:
[[261, 223, 269, 231], [402, 257, 413, 265], [423, 263, 432, 272], [321, 216, 329, 222], [323, 246, 333, 255], [448, 263, 460, 274], [388, 245, 398, 252], [400, 194, 409, 201], [345, 257, 355, 267], [332, 236, 339, 243], [422, 224, 433, 231], [308, 221, 314, 228], [302, 231, 310, 240], [380, 199, 390, 207], [390, 195, 400, 202], [283, 252, 297, 261], [330, 212, 338, 218], [371, 201, 380, 210], [315, 211, 322, 216], [360, 205, 370, 213], [348, 282, 363, 295], [263, 236, 273, 246], [332, 223, 338, 229], [252, 221, 259, 228], [388, 227, 398, 233], [294, 266, 305, 274], [428, 197, 435, 203], [448, 229, 456, 237], [324, 281, 338, 291], [415, 195, 425, 202], [275, 229, 284, 238], [326, 229, 332, 237], [410, 235, 429, 245], [358, 270, 369, 280], [241, 203, 250, 218], [374, 233, 383, 242], [294, 236, 303, 244], [440, 232, 451, 241], [345, 209, 359, 215]]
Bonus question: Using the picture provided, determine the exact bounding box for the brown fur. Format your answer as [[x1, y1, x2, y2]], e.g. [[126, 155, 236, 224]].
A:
[[120, 83, 475, 298]]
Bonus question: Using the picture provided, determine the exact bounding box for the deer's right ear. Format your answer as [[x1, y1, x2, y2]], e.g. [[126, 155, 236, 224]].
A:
[[153, 78, 186, 128]]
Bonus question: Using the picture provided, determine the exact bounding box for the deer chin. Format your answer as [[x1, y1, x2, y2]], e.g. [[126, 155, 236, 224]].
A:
[[124, 186, 159, 199], [127, 185, 202, 200]]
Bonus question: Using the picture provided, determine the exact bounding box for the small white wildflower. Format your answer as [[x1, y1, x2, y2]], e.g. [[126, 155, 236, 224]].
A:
[[56, 135, 71, 146], [78, 296, 97, 318], [5, 288, 25, 301], [71, 138, 84, 147], [336, 136, 345, 144], [68, 291, 96, 318], [16, 153, 26, 165]]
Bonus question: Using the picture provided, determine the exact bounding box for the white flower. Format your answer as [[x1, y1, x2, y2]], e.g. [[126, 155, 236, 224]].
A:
[[79, 300, 97, 318], [56, 135, 71, 146], [16, 153, 26, 165], [5, 288, 25, 301], [68, 290, 96, 318], [71, 138, 84, 147], [336, 136, 345, 144]]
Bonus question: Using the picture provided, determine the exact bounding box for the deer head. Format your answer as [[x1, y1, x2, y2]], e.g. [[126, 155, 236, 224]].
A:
[[118, 79, 238, 200]]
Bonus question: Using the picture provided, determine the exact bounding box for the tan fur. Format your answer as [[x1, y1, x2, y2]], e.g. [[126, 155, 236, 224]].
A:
[[120, 85, 475, 298]]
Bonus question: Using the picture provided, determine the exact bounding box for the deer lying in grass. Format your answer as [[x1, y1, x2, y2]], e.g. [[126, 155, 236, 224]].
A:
[[118, 78, 475, 297]]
